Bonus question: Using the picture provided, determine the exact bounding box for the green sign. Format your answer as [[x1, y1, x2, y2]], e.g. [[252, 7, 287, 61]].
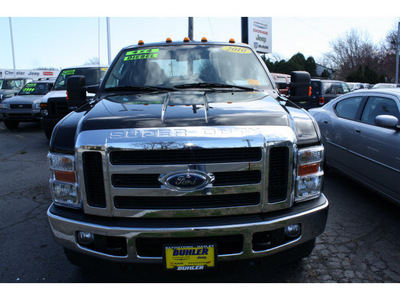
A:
[[62, 69, 76, 76], [124, 48, 159, 61]]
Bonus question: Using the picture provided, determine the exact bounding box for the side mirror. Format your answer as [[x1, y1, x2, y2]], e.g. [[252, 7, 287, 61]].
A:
[[67, 75, 87, 109], [288, 71, 311, 102], [87, 84, 99, 94], [375, 115, 399, 129]]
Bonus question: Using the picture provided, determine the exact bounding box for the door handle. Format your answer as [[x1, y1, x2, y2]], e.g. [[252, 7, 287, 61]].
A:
[[354, 129, 361, 134]]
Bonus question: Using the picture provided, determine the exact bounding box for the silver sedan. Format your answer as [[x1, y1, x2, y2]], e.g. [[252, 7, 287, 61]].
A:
[[309, 88, 400, 205]]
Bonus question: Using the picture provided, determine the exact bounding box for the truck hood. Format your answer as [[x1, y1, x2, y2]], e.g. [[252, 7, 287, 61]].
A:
[[78, 91, 291, 131], [2, 94, 46, 104]]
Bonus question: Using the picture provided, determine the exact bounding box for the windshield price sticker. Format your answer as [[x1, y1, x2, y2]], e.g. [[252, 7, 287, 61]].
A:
[[222, 46, 251, 54], [62, 69, 76, 76], [124, 48, 160, 61], [164, 244, 216, 271]]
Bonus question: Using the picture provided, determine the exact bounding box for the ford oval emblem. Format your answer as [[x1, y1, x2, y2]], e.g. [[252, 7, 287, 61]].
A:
[[159, 170, 215, 192]]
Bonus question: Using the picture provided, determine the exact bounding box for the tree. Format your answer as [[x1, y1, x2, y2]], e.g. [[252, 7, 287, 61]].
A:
[[84, 57, 100, 65], [323, 28, 380, 81], [262, 52, 317, 75]]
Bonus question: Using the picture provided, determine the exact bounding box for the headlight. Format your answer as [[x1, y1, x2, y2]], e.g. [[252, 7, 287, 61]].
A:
[[48, 153, 81, 209], [34, 103, 41, 109], [0, 103, 9, 109], [295, 145, 324, 202]]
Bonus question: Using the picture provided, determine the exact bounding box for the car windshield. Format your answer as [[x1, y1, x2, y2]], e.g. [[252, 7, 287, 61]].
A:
[[103, 44, 273, 92], [0, 79, 25, 90], [53, 67, 107, 90], [18, 82, 52, 95]]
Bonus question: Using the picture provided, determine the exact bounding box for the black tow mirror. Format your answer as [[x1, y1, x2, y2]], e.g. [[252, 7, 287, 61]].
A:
[[67, 75, 87, 109], [288, 71, 311, 102], [87, 84, 99, 94]]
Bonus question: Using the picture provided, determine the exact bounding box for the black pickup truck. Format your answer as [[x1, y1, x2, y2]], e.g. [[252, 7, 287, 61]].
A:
[[46, 38, 328, 271]]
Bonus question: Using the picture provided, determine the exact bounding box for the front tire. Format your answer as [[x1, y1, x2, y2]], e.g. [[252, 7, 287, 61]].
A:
[[3, 120, 19, 129]]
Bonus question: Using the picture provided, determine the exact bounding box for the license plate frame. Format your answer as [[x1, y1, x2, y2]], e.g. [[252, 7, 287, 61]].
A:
[[164, 243, 217, 271]]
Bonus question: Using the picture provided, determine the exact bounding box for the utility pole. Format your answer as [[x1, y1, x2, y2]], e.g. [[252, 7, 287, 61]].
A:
[[188, 17, 193, 41], [106, 17, 112, 65], [396, 22, 400, 85], [9, 17, 16, 75]]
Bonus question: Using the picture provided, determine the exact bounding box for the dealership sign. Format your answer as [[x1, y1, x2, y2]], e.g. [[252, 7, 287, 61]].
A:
[[0, 69, 60, 80], [241, 17, 272, 54]]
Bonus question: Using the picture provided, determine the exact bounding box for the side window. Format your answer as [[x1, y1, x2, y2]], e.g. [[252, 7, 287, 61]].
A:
[[342, 83, 350, 93], [324, 83, 333, 94], [334, 96, 364, 120], [361, 96, 400, 125]]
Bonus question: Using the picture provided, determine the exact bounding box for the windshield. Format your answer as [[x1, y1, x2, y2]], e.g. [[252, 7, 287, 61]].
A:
[[18, 82, 52, 95], [103, 45, 273, 91], [53, 67, 107, 90], [0, 79, 25, 90]]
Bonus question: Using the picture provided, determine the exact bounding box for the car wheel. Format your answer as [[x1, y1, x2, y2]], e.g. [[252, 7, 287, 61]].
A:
[[4, 120, 19, 129]]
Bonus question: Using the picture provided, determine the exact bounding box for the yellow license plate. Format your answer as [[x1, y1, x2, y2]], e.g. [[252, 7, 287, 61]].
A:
[[164, 244, 216, 271]]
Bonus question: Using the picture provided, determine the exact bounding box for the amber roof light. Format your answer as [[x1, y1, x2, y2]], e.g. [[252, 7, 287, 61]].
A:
[[138, 40, 144, 45], [166, 38, 172, 43], [201, 37, 208, 43], [183, 37, 190, 43], [229, 38, 235, 43]]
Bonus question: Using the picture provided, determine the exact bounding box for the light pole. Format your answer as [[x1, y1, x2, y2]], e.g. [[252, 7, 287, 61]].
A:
[[9, 17, 16, 75], [188, 17, 194, 41], [106, 17, 112, 65], [395, 22, 400, 85]]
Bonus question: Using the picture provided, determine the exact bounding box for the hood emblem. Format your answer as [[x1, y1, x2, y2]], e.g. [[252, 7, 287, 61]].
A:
[[159, 170, 215, 192]]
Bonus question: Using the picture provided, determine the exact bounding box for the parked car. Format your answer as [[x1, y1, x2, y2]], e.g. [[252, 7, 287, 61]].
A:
[[0, 78, 33, 102], [372, 83, 400, 89], [309, 88, 400, 205], [39, 65, 108, 139], [271, 73, 291, 95], [346, 82, 364, 91], [0, 80, 54, 129], [296, 79, 350, 109]]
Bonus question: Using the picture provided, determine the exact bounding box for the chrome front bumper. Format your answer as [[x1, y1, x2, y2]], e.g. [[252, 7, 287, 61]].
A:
[[47, 194, 328, 264]]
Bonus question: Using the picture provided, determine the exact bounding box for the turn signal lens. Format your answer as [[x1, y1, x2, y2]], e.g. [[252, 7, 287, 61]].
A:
[[298, 163, 320, 176], [40, 103, 47, 109], [54, 171, 76, 183]]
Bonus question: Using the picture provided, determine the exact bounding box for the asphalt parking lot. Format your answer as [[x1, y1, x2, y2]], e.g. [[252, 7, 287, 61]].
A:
[[0, 122, 399, 283]]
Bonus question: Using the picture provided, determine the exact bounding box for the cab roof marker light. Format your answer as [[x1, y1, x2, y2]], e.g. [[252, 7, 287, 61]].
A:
[[201, 37, 208, 43], [229, 38, 235, 43], [183, 37, 190, 43], [138, 40, 144, 45], [166, 38, 172, 43]]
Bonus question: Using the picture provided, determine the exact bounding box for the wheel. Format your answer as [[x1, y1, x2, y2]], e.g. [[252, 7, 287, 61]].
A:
[[3, 120, 19, 129]]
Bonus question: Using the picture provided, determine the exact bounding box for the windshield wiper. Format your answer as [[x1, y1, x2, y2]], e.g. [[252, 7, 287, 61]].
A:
[[173, 82, 260, 91], [104, 85, 177, 93]]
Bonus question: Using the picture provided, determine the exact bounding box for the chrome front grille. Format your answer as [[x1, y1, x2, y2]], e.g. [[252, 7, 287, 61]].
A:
[[76, 126, 296, 218]]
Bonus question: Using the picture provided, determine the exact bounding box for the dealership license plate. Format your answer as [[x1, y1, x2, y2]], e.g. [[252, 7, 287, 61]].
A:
[[164, 244, 216, 271]]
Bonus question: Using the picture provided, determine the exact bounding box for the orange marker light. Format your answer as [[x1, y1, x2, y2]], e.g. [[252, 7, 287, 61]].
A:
[[183, 37, 190, 42], [166, 38, 172, 43], [229, 38, 235, 43], [138, 40, 144, 45], [298, 163, 320, 176], [54, 171, 76, 183], [201, 37, 208, 43]]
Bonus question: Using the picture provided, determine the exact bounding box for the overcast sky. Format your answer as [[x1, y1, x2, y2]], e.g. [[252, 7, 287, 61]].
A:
[[1, 0, 399, 70]]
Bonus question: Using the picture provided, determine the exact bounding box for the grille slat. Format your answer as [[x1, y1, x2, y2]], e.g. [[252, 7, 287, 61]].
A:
[[268, 147, 289, 203], [112, 170, 262, 188], [83, 152, 107, 208], [110, 147, 262, 165], [114, 192, 260, 209]]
